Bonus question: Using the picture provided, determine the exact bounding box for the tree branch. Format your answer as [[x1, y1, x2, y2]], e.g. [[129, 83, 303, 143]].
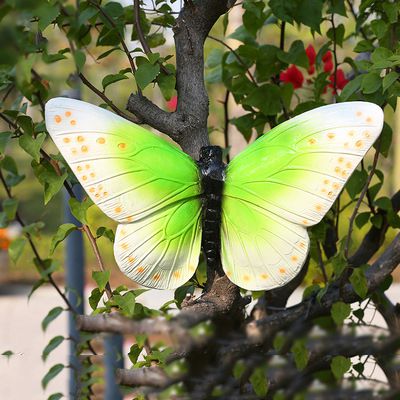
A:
[[127, 0, 237, 158]]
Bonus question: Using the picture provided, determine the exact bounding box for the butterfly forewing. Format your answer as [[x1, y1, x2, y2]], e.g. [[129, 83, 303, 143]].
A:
[[222, 102, 384, 290], [45, 98, 202, 289]]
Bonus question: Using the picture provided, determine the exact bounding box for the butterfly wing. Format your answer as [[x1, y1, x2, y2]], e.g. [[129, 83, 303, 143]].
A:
[[222, 102, 384, 290], [45, 98, 202, 289]]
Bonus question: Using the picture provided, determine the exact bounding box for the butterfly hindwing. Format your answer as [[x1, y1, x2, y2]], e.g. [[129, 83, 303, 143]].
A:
[[114, 198, 202, 289], [222, 102, 383, 290], [45, 98, 202, 289]]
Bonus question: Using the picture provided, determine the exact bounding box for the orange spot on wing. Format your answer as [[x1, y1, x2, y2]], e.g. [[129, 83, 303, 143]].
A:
[[315, 204, 322, 212], [126, 216, 133, 222], [334, 167, 341, 173], [103, 191, 108, 197], [89, 187, 95, 193], [97, 137, 105, 144], [279, 267, 286, 274], [85, 164, 90, 170], [173, 271, 181, 278], [260, 273, 268, 280], [63, 137, 70, 143], [90, 172, 95, 178], [55, 115, 62, 123], [118, 143, 127, 150], [364, 131, 371, 138], [137, 266, 144, 273], [65, 111, 71, 117], [153, 273, 161, 281], [338, 157, 344, 163], [243, 275, 250, 282], [366, 117, 372, 123], [355, 140, 363, 148], [72, 148, 78, 155], [121, 242, 128, 250], [70, 120, 76, 126], [81, 145, 88, 152], [115, 206, 122, 213], [333, 183, 340, 190], [128, 256, 135, 263], [291, 255, 298, 262], [327, 132, 335, 139], [82, 175, 87, 181], [302, 219, 308, 225], [348, 130, 355, 136], [324, 179, 330, 185], [77, 166, 83, 172], [308, 138, 316, 145], [356, 111, 362, 117], [77, 136, 84, 142]]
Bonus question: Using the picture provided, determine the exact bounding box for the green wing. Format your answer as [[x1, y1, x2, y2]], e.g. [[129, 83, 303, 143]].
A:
[[222, 102, 384, 290], [46, 98, 202, 289]]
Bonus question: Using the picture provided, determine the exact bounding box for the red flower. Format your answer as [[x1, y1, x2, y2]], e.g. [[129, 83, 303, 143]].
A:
[[329, 69, 349, 91], [322, 51, 332, 62], [323, 59, 333, 73], [280, 65, 304, 89], [306, 45, 316, 74], [166, 96, 177, 111]]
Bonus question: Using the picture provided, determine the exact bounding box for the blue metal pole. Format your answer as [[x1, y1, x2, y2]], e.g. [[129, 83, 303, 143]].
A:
[[64, 185, 85, 399], [104, 334, 124, 399]]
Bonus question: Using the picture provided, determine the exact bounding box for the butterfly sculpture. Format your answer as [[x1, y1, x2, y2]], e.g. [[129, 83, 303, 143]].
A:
[[45, 98, 383, 291]]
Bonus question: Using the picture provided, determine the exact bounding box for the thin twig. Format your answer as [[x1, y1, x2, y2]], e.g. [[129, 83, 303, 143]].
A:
[[88, 0, 138, 80], [316, 241, 328, 283], [208, 35, 257, 85], [133, 0, 170, 74], [78, 73, 141, 124], [330, 12, 338, 99], [346, 0, 369, 41], [223, 90, 230, 163], [345, 141, 381, 259]]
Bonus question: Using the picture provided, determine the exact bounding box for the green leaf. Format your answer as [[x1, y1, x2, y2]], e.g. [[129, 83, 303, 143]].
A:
[[135, 62, 160, 90], [2, 350, 14, 359], [349, 267, 368, 299], [346, 169, 368, 199], [102, 73, 129, 90], [291, 339, 309, 371], [370, 20, 387, 39], [37, 5, 59, 31], [331, 302, 351, 326], [47, 394, 63, 400], [114, 292, 135, 316], [128, 343, 142, 364], [42, 364, 64, 389], [96, 226, 115, 243], [74, 50, 86, 73], [250, 365, 268, 397], [0, 132, 12, 153], [233, 359, 246, 379], [92, 270, 111, 292], [230, 114, 254, 141], [49, 223, 77, 254], [383, 72, 399, 93], [2, 198, 18, 220], [89, 288, 103, 310], [383, 3, 398, 23], [157, 71, 176, 101], [147, 33, 166, 48], [278, 40, 309, 68], [68, 197, 93, 225], [243, 84, 281, 115], [19, 132, 46, 163], [42, 307, 64, 332], [330, 356, 351, 379], [339, 75, 363, 101], [8, 237, 26, 263], [361, 72, 381, 94], [32, 160, 67, 205], [42, 336, 64, 361], [355, 212, 370, 229]]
